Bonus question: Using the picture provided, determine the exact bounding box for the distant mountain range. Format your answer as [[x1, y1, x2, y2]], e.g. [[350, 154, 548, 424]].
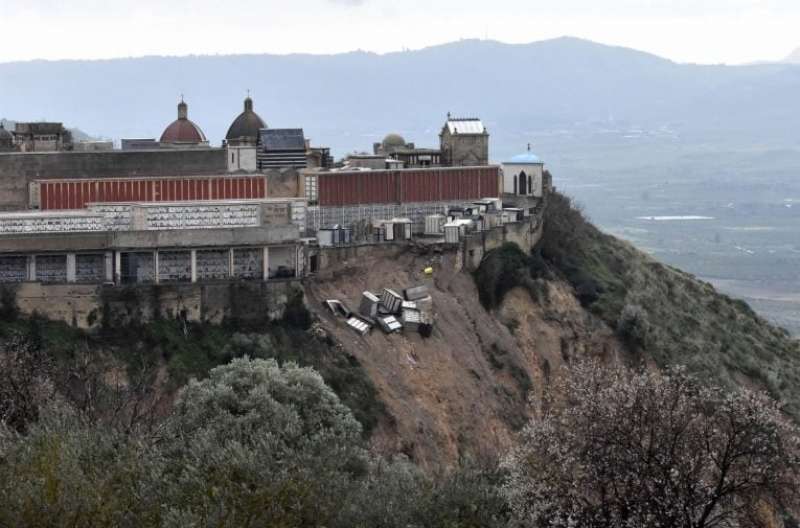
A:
[[1, 38, 799, 158]]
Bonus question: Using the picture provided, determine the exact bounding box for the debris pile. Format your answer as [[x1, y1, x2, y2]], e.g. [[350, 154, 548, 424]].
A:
[[323, 283, 434, 337]]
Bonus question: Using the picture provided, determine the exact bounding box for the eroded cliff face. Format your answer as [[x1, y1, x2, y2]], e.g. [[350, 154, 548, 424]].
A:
[[305, 245, 626, 468]]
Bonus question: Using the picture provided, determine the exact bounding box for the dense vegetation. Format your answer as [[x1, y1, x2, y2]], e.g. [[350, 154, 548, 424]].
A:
[[3, 342, 796, 526], [0, 289, 386, 437], [0, 356, 507, 527], [477, 192, 800, 417]]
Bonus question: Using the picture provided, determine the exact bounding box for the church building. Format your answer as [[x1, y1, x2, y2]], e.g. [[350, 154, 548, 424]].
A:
[[159, 98, 209, 148], [225, 95, 266, 147], [439, 114, 489, 167], [502, 145, 545, 197]]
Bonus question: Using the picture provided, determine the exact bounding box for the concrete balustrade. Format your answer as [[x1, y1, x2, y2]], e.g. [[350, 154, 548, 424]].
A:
[[0, 199, 306, 235]]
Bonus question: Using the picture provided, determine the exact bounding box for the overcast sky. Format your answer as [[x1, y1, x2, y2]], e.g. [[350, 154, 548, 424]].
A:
[[1, 0, 798, 65]]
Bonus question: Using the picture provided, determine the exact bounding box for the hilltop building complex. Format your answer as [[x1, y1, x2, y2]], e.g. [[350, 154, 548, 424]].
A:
[[0, 99, 550, 327]]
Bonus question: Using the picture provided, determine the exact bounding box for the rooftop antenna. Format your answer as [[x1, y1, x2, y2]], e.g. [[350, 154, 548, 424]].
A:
[[247, 88, 250, 98], [527, 143, 531, 152]]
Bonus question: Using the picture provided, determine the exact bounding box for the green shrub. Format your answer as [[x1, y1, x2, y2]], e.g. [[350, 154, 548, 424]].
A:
[[474, 243, 532, 309], [282, 288, 312, 330], [616, 304, 650, 348]]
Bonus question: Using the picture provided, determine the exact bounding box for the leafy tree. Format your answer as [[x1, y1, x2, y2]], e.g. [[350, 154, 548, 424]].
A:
[[159, 356, 366, 526], [338, 456, 509, 528], [0, 402, 165, 527], [474, 242, 533, 308], [503, 363, 800, 528], [617, 303, 650, 348]]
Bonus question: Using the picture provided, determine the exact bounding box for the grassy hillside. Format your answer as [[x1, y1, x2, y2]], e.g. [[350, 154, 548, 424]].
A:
[[479, 192, 800, 416]]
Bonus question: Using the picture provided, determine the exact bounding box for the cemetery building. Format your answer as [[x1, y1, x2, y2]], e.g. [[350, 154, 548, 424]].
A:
[[439, 114, 489, 167]]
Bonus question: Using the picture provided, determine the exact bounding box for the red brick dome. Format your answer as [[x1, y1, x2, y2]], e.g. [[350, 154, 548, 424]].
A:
[[160, 99, 207, 144]]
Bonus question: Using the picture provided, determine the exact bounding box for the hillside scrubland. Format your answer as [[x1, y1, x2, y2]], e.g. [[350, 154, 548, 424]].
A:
[[535, 192, 800, 415]]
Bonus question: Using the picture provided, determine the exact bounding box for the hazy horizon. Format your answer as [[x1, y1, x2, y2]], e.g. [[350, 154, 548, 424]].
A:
[[1, 0, 799, 66]]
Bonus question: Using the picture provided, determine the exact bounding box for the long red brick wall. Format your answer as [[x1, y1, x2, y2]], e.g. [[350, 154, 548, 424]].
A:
[[317, 166, 500, 206], [0, 149, 226, 211], [36, 175, 266, 210]]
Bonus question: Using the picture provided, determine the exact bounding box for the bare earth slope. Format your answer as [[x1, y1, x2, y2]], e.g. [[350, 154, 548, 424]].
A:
[[305, 246, 624, 467]]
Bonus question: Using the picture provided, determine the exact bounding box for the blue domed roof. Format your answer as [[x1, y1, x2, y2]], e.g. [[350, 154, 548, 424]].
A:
[[507, 151, 543, 164]]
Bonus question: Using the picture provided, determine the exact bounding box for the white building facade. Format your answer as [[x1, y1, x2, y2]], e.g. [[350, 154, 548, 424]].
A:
[[502, 149, 545, 197]]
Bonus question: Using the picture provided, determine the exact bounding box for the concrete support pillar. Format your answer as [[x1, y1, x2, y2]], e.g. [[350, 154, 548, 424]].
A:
[[104, 252, 114, 283], [190, 250, 197, 283], [66, 253, 76, 283], [114, 252, 122, 284], [154, 251, 160, 284], [262, 246, 269, 281], [229, 249, 235, 278], [295, 246, 301, 278], [27, 255, 36, 282]]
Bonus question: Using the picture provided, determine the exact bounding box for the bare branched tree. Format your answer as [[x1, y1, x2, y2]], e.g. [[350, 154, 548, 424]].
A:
[[0, 334, 54, 433], [503, 363, 800, 528], [62, 345, 167, 437]]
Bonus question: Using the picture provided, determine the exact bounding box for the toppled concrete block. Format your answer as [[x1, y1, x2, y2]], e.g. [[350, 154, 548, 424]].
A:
[[346, 316, 371, 336], [359, 291, 380, 319], [415, 295, 433, 313], [324, 299, 351, 318], [381, 288, 404, 314], [404, 285, 429, 301], [377, 315, 403, 334], [401, 300, 417, 311], [401, 308, 422, 331]]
